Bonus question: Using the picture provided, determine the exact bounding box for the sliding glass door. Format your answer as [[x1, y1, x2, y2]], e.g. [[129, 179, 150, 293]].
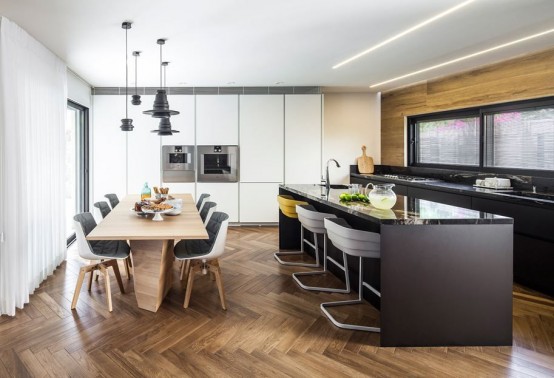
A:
[[66, 100, 89, 245]]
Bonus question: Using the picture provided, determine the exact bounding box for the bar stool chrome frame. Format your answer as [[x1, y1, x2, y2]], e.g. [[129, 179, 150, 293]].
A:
[[320, 217, 381, 332], [273, 195, 317, 267], [292, 205, 350, 293]]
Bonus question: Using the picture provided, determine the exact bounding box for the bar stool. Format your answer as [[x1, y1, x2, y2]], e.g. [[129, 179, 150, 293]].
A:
[[320, 217, 381, 332], [292, 205, 350, 293], [273, 195, 313, 266]]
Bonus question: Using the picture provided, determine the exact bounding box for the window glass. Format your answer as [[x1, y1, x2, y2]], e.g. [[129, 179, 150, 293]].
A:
[[415, 117, 479, 166], [485, 107, 554, 170]]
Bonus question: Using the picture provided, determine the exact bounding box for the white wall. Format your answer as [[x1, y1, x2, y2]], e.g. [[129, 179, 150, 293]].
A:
[[322, 93, 381, 184]]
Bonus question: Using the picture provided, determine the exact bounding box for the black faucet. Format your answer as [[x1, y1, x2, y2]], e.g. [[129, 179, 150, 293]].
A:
[[326, 159, 340, 192]]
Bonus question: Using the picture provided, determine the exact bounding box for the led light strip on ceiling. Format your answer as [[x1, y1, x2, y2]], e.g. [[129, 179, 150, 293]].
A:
[[332, 0, 476, 70], [369, 27, 554, 88]]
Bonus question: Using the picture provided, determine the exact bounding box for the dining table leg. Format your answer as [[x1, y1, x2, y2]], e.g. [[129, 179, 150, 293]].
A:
[[130, 239, 174, 312]]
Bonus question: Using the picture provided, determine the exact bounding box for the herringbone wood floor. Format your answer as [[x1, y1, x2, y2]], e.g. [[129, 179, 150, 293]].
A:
[[1, 226, 554, 377]]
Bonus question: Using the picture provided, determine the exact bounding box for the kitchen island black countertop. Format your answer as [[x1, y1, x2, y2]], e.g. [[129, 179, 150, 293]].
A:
[[279, 184, 513, 347], [282, 184, 512, 226]]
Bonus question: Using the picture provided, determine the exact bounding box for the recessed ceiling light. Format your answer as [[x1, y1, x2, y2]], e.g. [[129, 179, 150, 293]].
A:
[[333, 0, 476, 69], [178, 81, 187, 85], [369, 27, 554, 88], [275, 81, 284, 85], [227, 81, 236, 85]]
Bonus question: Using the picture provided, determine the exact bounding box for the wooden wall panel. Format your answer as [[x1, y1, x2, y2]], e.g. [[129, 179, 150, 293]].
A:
[[381, 48, 554, 166]]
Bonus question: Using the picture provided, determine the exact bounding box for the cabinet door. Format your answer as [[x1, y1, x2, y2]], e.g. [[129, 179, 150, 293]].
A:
[[127, 95, 161, 194], [196, 183, 239, 222], [239, 95, 284, 182], [239, 183, 279, 223], [165, 183, 195, 199], [196, 95, 238, 145], [408, 186, 472, 209], [92, 95, 127, 201], [284, 95, 322, 184]]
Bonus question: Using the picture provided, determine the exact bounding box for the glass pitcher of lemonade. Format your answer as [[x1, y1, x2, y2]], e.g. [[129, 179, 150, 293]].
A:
[[367, 183, 397, 210]]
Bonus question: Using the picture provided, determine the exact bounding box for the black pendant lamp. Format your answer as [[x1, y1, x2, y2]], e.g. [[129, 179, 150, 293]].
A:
[[120, 21, 134, 131], [143, 39, 180, 119], [151, 61, 180, 135], [131, 51, 141, 105]]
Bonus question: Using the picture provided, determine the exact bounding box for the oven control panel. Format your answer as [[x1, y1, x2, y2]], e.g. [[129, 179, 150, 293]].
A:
[[213, 146, 222, 153]]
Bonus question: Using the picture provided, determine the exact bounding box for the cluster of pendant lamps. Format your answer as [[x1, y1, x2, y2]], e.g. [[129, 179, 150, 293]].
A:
[[120, 21, 179, 135]]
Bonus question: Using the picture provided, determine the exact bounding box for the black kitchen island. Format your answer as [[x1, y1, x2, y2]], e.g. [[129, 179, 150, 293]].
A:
[[279, 184, 514, 347]]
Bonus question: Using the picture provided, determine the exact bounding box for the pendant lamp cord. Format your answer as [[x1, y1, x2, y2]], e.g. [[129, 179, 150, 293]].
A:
[[134, 53, 138, 95], [159, 43, 163, 89], [125, 25, 128, 118]]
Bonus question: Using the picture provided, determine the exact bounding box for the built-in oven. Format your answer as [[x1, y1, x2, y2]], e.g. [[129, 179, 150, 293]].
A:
[[197, 145, 239, 182], [161, 145, 195, 182]]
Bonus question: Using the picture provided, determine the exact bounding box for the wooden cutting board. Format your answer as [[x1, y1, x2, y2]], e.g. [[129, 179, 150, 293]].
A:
[[357, 145, 374, 174]]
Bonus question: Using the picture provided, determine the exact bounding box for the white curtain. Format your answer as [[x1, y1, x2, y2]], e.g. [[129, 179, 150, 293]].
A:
[[0, 17, 67, 316]]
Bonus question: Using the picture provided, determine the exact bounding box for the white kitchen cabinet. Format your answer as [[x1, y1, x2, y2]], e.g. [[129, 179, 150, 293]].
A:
[[239, 183, 279, 223], [92, 95, 127, 203], [196, 95, 239, 145], [127, 95, 161, 193], [284, 94, 322, 184], [239, 95, 284, 183], [196, 182, 239, 222], [161, 95, 195, 146]]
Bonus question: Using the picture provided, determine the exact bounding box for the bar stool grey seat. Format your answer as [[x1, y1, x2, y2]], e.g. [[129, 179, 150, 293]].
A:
[[174, 212, 230, 310], [93, 201, 111, 218], [104, 193, 119, 209], [71, 212, 130, 312], [292, 204, 350, 293], [196, 193, 211, 212], [321, 217, 381, 332]]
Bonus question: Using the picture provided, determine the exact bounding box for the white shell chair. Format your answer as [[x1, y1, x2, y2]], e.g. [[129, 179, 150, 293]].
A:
[[200, 201, 217, 226], [174, 212, 230, 310], [178, 201, 217, 279], [196, 193, 211, 213], [321, 217, 381, 332], [71, 213, 130, 312], [292, 204, 350, 293]]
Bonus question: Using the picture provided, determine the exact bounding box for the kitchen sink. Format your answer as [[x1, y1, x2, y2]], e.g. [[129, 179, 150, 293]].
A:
[[319, 184, 349, 189]]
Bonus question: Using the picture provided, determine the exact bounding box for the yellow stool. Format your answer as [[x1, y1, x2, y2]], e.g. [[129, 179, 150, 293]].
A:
[[274, 195, 320, 267]]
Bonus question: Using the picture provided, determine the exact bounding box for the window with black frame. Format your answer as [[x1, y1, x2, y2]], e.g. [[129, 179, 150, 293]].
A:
[[408, 97, 554, 174], [66, 100, 90, 246]]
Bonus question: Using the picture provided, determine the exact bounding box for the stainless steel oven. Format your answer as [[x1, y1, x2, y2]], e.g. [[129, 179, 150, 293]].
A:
[[197, 145, 239, 182], [161, 145, 195, 182]]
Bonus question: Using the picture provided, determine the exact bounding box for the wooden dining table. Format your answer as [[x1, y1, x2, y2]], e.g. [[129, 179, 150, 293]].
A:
[[87, 194, 208, 312]]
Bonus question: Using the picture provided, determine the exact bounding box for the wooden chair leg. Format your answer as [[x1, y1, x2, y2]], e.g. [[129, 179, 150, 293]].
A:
[[71, 266, 88, 310], [109, 259, 125, 294], [99, 264, 112, 312], [184, 262, 199, 308], [87, 267, 94, 291], [209, 259, 227, 310], [124, 257, 131, 280]]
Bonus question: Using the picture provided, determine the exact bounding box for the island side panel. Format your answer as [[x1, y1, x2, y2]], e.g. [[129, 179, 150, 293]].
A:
[[380, 223, 513, 347]]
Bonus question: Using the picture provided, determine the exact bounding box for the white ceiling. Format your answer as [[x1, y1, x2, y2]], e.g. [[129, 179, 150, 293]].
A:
[[1, 0, 553, 91]]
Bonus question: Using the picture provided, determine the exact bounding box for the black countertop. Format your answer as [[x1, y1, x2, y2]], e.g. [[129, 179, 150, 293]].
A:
[[352, 173, 554, 209], [280, 184, 512, 225]]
